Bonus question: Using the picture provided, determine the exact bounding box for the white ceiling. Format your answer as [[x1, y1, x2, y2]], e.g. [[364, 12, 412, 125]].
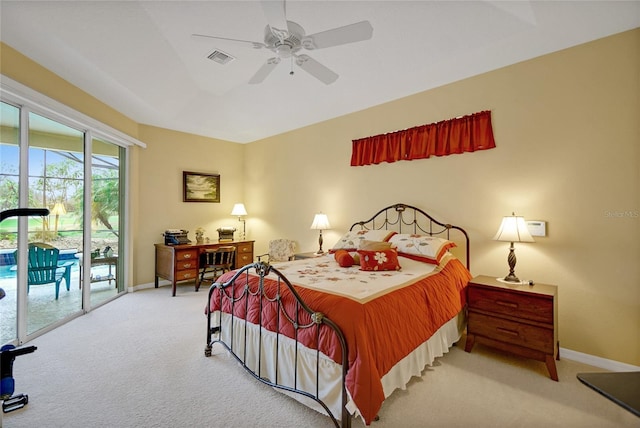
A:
[[1, 1, 639, 143]]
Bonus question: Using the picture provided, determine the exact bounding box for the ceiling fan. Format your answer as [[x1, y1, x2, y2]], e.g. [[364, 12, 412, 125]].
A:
[[193, 0, 373, 85]]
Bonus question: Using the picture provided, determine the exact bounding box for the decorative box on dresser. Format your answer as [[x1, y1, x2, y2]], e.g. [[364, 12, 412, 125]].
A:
[[464, 275, 559, 381], [155, 240, 254, 296]]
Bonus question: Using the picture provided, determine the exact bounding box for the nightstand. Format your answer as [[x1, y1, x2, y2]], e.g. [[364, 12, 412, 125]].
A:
[[294, 252, 324, 260], [464, 275, 559, 381]]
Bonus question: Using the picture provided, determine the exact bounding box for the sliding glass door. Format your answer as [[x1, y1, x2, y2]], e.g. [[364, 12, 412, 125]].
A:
[[89, 138, 123, 307], [0, 100, 126, 345], [26, 112, 85, 335], [0, 102, 20, 343]]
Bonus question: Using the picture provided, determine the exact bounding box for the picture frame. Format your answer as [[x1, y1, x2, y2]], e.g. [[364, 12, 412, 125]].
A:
[[183, 171, 220, 203]]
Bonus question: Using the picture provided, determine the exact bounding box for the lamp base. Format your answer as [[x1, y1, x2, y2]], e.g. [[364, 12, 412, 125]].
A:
[[503, 273, 520, 283], [315, 250, 325, 255]]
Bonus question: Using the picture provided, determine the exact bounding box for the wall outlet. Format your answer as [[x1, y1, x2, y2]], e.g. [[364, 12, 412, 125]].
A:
[[526, 220, 546, 237]]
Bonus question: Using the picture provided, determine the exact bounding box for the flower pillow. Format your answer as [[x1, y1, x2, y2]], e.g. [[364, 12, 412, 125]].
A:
[[330, 229, 396, 252], [357, 248, 401, 271], [388, 233, 456, 265]]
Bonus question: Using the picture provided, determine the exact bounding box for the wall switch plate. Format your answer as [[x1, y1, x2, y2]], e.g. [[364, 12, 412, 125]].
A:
[[526, 220, 546, 237]]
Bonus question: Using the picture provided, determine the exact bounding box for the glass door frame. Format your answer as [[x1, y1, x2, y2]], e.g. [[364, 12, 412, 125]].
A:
[[1, 76, 138, 346]]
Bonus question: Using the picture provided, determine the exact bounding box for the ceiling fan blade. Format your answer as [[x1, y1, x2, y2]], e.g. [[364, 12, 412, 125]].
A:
[[302, 21, 373, 50], [295, 54, 338, 85], [260, 0, 289, 36], [192, 33, 265, 49], [249, 57, 281, 84]]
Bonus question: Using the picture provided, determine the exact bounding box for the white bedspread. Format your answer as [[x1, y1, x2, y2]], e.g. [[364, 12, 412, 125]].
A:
[[270, 253, 444, 303]]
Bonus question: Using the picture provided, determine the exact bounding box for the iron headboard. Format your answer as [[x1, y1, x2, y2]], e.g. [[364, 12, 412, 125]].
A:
[[349, 203, 470, 270]]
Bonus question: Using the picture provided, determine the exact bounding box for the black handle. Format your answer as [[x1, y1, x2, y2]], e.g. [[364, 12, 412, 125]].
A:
[[0, 208, 50, 223]]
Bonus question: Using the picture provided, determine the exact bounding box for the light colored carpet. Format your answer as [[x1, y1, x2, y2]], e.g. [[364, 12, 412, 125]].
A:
[[3, 285, 637, 428]]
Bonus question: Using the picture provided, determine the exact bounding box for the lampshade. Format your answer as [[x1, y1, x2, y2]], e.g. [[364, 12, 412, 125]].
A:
[[231, 203, 247, 217], [493, 213, 534, 243], [310, 213, 331, 230]]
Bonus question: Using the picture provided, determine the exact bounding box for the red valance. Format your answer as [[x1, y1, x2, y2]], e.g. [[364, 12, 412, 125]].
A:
[[351, 110, 496, 166]]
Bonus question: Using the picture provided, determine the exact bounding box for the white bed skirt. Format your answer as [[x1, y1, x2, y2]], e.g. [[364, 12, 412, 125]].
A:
[[210, 309, 466, 422]]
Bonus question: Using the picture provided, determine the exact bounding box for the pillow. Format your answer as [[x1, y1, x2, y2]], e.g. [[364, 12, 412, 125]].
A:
[[334, 250, 355, 267], [388, 233, 456, 265], [359, 240, 393, 251], [357, 248, 401, 272], [330, 229, 396, 252]]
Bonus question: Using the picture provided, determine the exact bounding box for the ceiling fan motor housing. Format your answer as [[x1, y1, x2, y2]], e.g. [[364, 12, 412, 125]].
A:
[[264, 21, 307, 57]]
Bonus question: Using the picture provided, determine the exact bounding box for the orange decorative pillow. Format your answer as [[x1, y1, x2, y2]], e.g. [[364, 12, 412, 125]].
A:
[[334, 250, 355, 267], [357, 249, 401, 272]]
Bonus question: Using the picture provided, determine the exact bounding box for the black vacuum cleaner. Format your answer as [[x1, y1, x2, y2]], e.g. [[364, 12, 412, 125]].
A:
[[1, 345, 37, 412], [0, 208, 48, 413]]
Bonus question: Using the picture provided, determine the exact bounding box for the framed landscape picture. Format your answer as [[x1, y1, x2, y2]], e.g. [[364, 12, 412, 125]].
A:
[[183, 171, 220, 203]]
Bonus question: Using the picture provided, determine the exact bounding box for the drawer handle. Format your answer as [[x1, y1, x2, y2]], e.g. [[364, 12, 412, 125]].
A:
[[183, 273, 192, 278], [496, 327, 519, 337], [183, 254, 192, 259], [183, 263, 192, 268], [496, 300, 518, 308]]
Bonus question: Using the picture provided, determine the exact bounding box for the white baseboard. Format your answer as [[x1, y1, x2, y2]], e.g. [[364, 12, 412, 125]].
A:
[[128, 281, 166, 293], [560, 347, 640, 372]]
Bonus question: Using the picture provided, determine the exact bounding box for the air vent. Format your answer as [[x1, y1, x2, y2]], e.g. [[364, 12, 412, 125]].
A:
[[207, 49, 235, 65]]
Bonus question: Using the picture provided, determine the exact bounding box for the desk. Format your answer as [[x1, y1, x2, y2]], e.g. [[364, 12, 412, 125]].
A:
[[577, 371, 640, 417], [155, 241, 254, 296]]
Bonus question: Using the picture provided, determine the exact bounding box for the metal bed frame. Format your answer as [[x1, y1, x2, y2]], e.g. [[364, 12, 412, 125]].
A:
[[205, 261, 349, 427], [204, 203, 470, 427], [349, 203, 470, 270]]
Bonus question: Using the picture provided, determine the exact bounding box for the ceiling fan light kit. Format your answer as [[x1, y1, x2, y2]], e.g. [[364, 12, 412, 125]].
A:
[[193, 0, 373, 85]]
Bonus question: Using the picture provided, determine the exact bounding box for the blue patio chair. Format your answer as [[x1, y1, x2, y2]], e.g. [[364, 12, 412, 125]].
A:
[[13, 243, 73, 300]]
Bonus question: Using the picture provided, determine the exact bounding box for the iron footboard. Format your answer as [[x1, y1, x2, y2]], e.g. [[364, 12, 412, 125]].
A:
[[205, 262, 350, 428]]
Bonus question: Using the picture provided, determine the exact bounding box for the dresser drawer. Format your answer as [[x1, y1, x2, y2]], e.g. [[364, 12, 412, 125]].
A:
[[236, 242, 253, 255], [468, 312, 554, 353], [176, 249, 198, 262], [176, 259, 196, 270], [175, 269, 198, 281], [469, 286, 553, 324], [235, 242, 254, 267]]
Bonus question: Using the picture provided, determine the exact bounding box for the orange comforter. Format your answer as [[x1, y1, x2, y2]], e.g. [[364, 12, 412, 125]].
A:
[[208, 256, 471, 425]]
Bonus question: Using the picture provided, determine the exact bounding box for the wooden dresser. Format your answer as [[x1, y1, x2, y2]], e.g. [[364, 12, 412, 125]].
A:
[[464, 275, 559, 381], [154, 240, 254, 296]]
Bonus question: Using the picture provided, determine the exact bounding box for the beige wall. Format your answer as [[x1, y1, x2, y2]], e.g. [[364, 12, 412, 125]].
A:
[[243, 29, 640, 366], [134, 125, 245, 286], [2, 29, 638, 366]]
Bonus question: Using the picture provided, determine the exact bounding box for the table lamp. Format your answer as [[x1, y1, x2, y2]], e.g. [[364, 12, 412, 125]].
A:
[[310, 213, 331, 255], [231, 203, 248, 240], [493, 212, 534, 283]]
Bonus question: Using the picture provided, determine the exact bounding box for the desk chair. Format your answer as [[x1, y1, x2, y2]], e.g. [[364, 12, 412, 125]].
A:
[[197, 246, 236, 290]]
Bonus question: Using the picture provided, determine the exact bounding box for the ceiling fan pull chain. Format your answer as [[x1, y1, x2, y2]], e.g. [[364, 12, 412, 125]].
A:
[[290, 57, 294, 76]]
